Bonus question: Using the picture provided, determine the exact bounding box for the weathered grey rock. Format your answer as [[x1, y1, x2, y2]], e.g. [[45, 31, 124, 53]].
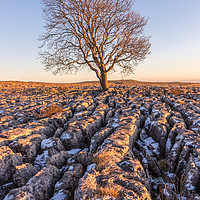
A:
[[132, 147, 149, 171], [50, 189, 72, 200], [140, 129, 149, 142], [16, 113, 31, 124], [60, 129, 86, 150], [0, 182, 15, 200], [74, 110, 92, 120], [175, 145, 190, 176], [113, 176, 151, 199], [13, 163, 39, 187], [53, 128, 64, 138], [149, 121, 168, 156], [171, 111, 182, 119], [182, 109, 196, 128], [0, 138, 9, 147], [75, 168, 151, 200], [75, 151, 93, 166], [33, 151, 47, 170], [79, 115, 105, 146], [80, 104, 109, 139], [146, 154, 161, 176], [26, 166, 60, 199], [4, 190, 35, 200], [105, 109, 115, 124], [135, 140, 154, 158], [1, 82, 200, 200], [51, 163, 84, 200], [50, 111, 70, 126], [33, 103, 63, 119], [27, 122, 55, 138], [169, 116, 184, 127], [87, 104, 96, 112], [48, 148, 60, 157], [5, 166, 60, 200], [41, 137, 64, 152], [34, 147, 60, 170], [182, 156, 199, 197], [75, 116, 151, 200], [9, 133, 45, 163], [144, 116, 153, 131], [165, 122, 186, 156], [0, 146, 23, 185], [140, 105, 150, 115], [62, 107, 73, 119], [75, 102, 89, 112], [45, 151, 70, 168], [57, 163, 84, 191], [143, 137, 160, 159], [89, 127, 113, 154], [168, 136, 184, 172]]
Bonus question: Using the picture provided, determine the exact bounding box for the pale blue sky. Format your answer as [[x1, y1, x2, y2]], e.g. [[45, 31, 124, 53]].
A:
[[0, 0, 200, 83]]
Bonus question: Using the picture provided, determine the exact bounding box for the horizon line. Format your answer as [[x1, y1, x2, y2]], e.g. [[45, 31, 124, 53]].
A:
[[1, 79, 200, 84]]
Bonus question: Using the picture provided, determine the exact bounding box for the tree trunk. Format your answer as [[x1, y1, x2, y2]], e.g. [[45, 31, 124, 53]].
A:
[[100, 72, 108, 91]]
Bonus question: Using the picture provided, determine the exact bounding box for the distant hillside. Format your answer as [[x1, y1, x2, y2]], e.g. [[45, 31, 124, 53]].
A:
[[1, 79, 200, 87]]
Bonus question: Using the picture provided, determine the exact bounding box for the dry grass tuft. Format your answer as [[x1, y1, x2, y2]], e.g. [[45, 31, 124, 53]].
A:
[[95, 186, 120, 198], [93, 151, 113, 172], [159, 172, 186, 200], [177, 99, 186, 105], [170, 88, 182, 96]]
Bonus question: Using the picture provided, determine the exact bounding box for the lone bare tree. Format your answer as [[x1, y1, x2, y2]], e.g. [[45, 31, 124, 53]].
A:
[[40, 0, 151, 90]]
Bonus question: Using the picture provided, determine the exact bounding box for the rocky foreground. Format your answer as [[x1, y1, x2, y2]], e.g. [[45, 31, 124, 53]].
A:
[[0, 81, 200, 200]]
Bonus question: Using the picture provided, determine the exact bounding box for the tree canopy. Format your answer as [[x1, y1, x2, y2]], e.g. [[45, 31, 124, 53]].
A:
[[40, 0, 151, 90]]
